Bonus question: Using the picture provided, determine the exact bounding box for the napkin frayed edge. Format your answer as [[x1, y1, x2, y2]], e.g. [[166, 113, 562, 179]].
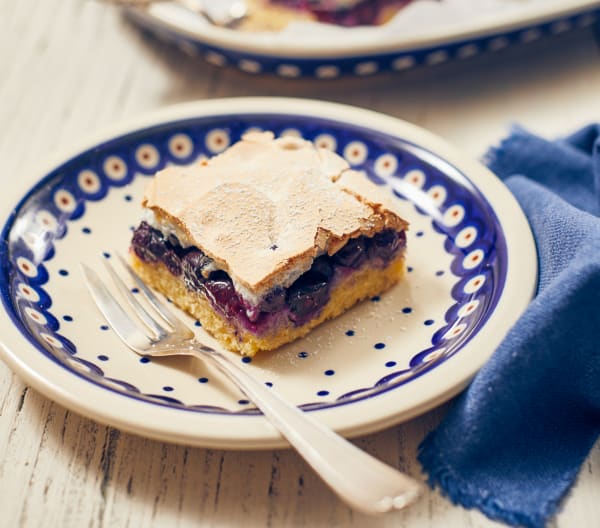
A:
[[480, 123, 527, 174], [419, 124, 575, 528], [416, 442, 564, 528]]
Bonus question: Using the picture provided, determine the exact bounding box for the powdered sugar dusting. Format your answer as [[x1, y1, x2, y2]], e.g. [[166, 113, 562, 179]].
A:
[[143, 131, 408, 298]]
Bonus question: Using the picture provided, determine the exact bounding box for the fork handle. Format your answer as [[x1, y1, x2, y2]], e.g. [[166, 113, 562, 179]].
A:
[[196, 346, 422, 515]]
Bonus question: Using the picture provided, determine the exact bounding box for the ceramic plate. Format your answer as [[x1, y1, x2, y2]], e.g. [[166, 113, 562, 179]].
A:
[[0, 98, 536, 449], [124, 1, 600, 78]]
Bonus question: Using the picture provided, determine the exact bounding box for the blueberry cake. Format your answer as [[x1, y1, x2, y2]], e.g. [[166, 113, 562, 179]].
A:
[[242, 0, 413, 29], [130, 131, 408, 356]]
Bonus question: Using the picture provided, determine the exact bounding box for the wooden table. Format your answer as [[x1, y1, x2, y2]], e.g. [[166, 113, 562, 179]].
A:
[[2, 1, 599, 526]]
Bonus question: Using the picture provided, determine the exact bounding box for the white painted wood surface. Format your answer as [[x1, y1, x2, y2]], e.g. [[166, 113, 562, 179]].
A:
[[1, 1, 599, 526]]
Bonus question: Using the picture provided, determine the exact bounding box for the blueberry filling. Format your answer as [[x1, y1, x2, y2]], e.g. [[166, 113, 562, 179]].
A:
[[270, 0, 412, 27], [131, 221, 406, 333]]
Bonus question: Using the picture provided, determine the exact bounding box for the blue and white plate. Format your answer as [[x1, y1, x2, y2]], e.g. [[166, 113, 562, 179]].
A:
[[125, 0, 600, 78], [0, 98, 536, 448]]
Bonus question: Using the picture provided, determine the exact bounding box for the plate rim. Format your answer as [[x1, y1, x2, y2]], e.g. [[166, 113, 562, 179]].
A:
[[0, 97, 538, 449], [128, 0, 600, 58]]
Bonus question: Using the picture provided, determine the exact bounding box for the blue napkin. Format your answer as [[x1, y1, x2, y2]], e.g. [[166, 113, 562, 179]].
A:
[[417, 124, 600, 528]]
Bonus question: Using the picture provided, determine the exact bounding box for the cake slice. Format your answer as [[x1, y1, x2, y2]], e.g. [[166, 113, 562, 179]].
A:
[[130, 131, 408, 356]]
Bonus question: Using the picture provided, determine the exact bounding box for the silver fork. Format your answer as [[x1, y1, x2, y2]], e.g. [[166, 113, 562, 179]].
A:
[[81, 255, 423, 515], [95, 0, 249, 28]]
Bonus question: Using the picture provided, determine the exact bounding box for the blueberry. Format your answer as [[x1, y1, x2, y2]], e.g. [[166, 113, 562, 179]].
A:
[[258, 287, 286, 313], [332, 237, 368, 268], [204, 272, 244, 316], [368, 230, 405, 262], [163, 249, 182, 276], [311, 255, 334, 279], [286, 272, 330, 323], [131, 222, 166, 262], [182, 250, 211, 290]]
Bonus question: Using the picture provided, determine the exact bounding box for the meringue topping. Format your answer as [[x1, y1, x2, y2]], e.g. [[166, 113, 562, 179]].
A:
[[142, 131, 408, 298]]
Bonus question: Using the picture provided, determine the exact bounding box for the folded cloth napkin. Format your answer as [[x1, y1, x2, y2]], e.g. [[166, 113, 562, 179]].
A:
[[418, 124, 600, 528]]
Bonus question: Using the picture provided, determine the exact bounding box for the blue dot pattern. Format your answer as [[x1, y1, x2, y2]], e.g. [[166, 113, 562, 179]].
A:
[[0, 114, 509, 415], [127, 10, 600, 79]]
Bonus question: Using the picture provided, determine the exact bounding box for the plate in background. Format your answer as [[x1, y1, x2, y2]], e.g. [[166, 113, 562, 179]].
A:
[[124, 0, 600, 78]]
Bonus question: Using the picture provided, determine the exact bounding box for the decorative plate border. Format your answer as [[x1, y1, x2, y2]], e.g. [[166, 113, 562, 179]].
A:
[[2, 114, 505, 415], [0, 98, 535, 447], [125, 2, 600, 78]]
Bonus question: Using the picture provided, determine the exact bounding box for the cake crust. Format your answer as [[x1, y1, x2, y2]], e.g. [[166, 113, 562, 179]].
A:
[[143, 131, 408, 298], [131, 252, 405, 356]]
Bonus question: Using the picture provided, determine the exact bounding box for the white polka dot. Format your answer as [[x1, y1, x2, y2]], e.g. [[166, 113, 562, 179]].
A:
[[313, 133, 337, 151], [390, 371, 413, 383], [550, 19, 572, 34], [343, 141, 368, 165], [374, 153, 398, 178], [279, 128, 302, 139], [404, 169, 426, 189], [455, 226, 478, 248], [427, 185, 447, 206], [67, 357, 96, 374], [392, 55, 415, 70], [204, 50, 226, 66], [425, 49, 449, 65], [279, 136, 305, 150], [22, 232, 39, 250], [463, 274, 486, 294], [77, 170, 101, 194], [17, 257, 37, 278], [456, 43, 479, 59], [17, 282, 40, 302], [443, 323, 467, 340], [54, 189, 77, 213], [238, 59, 261, 74], [40, 332, 63, 349], [354, 61, 378, 76], [243, 127, 263, 136], [423, 349, 444, 363], [488, 36, 509, 51], [103, 156, 128, 181], [443, 204, 465, 227], [458, 300, 480, 318], [315, 65, 340, 79], [135, 144, 160, 170], [463, 248, 485, 270], [520, 28, 542, 43], [25, 307, 47, 325], [168, 134, 194, 159], [277, 64, 301, 78], [35, 210, 58, 231], [205, 129, 231, 154]]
